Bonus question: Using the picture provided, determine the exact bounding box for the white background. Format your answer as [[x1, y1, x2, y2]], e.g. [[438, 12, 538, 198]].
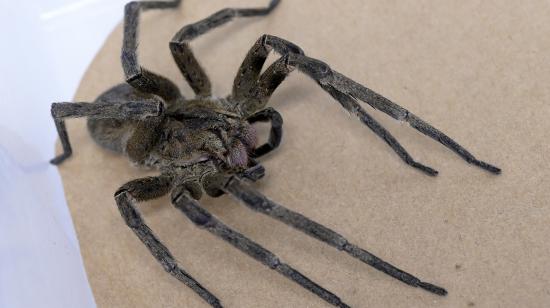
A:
[[0, 1, 129, 307]]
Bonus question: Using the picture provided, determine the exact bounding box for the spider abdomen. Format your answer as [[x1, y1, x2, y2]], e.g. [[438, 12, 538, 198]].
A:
[[87, 83, 152, 154]]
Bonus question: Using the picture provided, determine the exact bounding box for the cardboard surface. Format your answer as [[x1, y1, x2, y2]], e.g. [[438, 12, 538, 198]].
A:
[[56, 1, 550, 307]]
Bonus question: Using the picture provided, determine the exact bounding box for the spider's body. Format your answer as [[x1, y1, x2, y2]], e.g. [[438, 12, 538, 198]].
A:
[[50, 1, 500, 307], [87, 83, 257, 172]]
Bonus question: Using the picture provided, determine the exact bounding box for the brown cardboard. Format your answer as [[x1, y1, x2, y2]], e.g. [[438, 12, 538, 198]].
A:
[[56, 0, 550, 307]]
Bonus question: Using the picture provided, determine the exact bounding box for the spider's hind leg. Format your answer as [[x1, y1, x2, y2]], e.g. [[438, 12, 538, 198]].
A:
[[49, 94, 163, 165]]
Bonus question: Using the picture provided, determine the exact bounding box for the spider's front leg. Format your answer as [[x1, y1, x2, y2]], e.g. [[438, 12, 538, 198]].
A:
[[49, 99, 163, 165], [232, 35, 501, 175], [171, 183, 351, 308], [114, 175, 222, 308], [223, 177, 447, 296]]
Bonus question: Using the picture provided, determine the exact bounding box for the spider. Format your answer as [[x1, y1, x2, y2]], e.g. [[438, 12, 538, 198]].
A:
[[50, 0, 501, 307]]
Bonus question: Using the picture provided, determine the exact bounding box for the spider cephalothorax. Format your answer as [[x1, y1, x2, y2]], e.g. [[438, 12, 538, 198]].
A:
[[51, 1, 500, 307], [168, 97, 259, 169]]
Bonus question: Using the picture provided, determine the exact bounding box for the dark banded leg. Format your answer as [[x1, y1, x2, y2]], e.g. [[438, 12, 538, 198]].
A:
[[224, 177, 447, 296], [321, 84, 438, 176], [122, 1, 182, 101], [247, 107, 284, 158], [171, 187, 350, 308], [49, 100, 163, 165], [325, 68, 501, 174], [114, 176, 222, 308], [170, 0, 281, 97], [232, 37, 437, 175], [235, 34, 500, 174]]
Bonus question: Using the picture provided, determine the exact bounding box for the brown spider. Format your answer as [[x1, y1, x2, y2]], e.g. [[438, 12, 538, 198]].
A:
[[50, 1, 501, 307]]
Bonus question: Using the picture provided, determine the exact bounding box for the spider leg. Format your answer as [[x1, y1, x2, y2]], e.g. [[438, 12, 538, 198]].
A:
[[123, 1, 182, 101], [49, 100, 163, 165], [320, 84, 438, 176], [233, 39, 435, 175], [231, 36, 302, 109], [171, 187, 351, 308], [322, 67, 501, 174], [114, 176, 223, 308], [169, 0, 281, 97], [223, 177, 447, 296], [234, 35, 500, 174], [238, 107, 284, 181], [247, 107, 284, 158]]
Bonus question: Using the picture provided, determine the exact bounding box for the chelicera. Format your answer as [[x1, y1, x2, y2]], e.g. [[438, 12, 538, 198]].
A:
[[50, 1, 500, 307]]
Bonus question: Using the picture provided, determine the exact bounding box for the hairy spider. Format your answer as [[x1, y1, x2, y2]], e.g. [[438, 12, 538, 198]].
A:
[[50, 1, 501, 307]]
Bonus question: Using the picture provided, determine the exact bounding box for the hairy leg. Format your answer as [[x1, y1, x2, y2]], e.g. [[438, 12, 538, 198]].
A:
[[234, 34, 500, 174], [321, 84, 438, 176], [122, 1, 182, 101], [169, 0, 281, 97], [114, 176, 222, 308], [49, 99, 163, 165], [171, 186, 350, 308], [223, 177, 447, 296]]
